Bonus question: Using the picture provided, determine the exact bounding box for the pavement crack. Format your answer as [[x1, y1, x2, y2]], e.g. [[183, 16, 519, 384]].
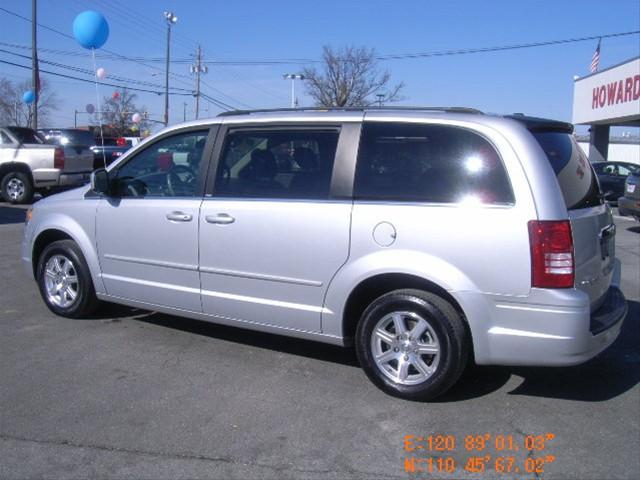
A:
[[510, 424, 542, 480], [0, 433, 401, 479]]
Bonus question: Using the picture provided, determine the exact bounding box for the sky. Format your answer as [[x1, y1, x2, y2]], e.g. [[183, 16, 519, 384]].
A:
[[1, 0, 639, 134]]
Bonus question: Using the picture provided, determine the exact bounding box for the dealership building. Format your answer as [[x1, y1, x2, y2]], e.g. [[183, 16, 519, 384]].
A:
[[573, 56, 640, 164]]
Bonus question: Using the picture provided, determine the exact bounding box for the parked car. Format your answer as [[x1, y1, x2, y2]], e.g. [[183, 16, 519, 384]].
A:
[[38, 129, 135, 170], [21, 108, 627, 400], [39, 128, 95, 149], [90, 137, 132, 169], [1, 126, 93, 204], [591, 161, 640, 205], [618, 171, 640, 221]]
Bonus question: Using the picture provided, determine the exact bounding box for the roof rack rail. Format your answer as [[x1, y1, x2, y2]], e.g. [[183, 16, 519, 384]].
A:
[[217, 106, 484, 117]]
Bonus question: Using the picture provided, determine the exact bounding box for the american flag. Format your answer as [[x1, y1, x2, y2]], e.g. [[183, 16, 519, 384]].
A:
[[590, 40, 601, 73]]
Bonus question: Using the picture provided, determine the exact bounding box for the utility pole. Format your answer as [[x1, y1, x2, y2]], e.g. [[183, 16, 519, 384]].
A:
[[183, 102, 187, 122], [74, 109, 78, 128], [190, 45, 208, 119], [31, 0, 38, 129]]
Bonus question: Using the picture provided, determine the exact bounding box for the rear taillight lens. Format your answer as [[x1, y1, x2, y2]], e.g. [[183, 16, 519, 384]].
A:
[[528, 220, 574, 288], [54, 147, 65, 169]]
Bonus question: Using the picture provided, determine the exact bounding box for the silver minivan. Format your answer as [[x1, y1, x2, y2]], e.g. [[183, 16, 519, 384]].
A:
[[22, 108, 627, 400]]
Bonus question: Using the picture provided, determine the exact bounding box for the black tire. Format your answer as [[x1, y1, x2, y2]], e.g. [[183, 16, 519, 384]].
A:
[[36, 240, 99, 318], [355, 289, 469, 401], [1, 171, 34, 204]]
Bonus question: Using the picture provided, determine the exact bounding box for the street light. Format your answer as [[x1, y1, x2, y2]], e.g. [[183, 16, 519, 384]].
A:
[[283, 74, 304, 108], [163, 11, 178, 126]]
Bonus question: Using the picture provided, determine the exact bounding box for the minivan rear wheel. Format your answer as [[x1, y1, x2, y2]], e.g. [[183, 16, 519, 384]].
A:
[[355, 289, 468, 401], [36, 240, 99, 318]]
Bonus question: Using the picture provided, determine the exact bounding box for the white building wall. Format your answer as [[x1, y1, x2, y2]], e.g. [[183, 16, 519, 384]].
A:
[[578, 142, 640, 165]]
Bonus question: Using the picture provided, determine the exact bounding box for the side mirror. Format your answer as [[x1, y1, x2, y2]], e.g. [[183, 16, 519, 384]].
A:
[[91, 168, 111, 195]]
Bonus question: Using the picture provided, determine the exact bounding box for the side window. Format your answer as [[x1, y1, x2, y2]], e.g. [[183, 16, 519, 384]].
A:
[[0, 131, 13, 144], [214, 128, 339, 199], [618, 165, 631, 176], [354, 122, 514, 204], [113, 130, 208, 198], [533, 132, 601, 210]]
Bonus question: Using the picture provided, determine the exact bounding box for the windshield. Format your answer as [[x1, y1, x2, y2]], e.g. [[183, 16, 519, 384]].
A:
[[532, 131, 602, 210]]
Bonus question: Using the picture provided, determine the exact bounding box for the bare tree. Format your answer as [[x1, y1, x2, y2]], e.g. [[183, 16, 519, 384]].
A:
[[96, 88, 148, 137], [0, 77, 59, 127], [302, 46, 404, 107]]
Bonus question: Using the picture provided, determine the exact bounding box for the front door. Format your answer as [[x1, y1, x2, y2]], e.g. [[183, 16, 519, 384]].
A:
[[198, 125, 354, 332], [96, 128, 212, 311]]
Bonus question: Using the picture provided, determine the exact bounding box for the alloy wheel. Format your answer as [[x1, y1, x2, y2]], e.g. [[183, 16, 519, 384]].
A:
[[370, 311, 440, 385]]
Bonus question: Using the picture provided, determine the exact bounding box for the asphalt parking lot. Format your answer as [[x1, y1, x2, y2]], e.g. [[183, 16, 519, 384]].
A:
[[1, 201, 638, 480]]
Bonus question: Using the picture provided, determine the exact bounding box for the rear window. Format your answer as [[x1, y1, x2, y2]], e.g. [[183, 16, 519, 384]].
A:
[[43, 130, 95, 146], [62, 130, 94, 146], [354, 122, 514, 204], [532, 132, 602, 210], [6, 127, 43, 144]]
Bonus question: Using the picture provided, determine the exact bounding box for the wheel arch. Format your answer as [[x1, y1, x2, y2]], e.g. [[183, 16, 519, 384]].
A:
[[0, 162, 34, 183], [32, 229, 74, 278], [30, 218, 104, 294], [341, 273, 471, 345]]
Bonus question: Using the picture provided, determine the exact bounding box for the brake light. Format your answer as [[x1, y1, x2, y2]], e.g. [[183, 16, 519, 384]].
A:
[[116, 137, 126, 146], [528, 220, 574, 288], [54, 147, 65, 170]]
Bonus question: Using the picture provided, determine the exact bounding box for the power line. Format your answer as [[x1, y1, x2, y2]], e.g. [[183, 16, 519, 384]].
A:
[[377, 31, 640, 60], [199, 78, 252, 110], [2, 5, 637, 65], [199, 92, 235, 111], [0, 48, 195, 92], [0, 6, 196, 91], [1, 49, 245, 112], [0, 59, 195, 96], [96, 0, 199, 53], [7, 29, 635, 66]]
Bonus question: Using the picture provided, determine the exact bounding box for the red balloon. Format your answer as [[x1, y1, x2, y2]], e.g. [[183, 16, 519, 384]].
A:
[[112, 91, 120, 100]]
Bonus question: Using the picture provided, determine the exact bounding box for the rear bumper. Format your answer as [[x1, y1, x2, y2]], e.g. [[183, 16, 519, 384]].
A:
[[58, 171, 92, 187], [618, 196, 640, 219], [468, 260, 627, 366]]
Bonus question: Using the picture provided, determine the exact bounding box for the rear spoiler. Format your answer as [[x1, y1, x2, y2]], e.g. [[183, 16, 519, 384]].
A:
[[505, 114, 574, 134]]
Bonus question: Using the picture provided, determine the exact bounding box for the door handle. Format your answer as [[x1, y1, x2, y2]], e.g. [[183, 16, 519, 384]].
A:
[[205, 213, 235, 225], [166, 211, 193, 222]]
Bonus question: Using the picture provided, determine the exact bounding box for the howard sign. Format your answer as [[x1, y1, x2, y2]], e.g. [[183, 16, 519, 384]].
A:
[[573, 57, 640, 125]]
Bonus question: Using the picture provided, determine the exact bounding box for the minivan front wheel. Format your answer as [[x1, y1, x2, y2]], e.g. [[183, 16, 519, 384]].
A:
[[36, 240, 99, 318], [355, 289, 468, 401]]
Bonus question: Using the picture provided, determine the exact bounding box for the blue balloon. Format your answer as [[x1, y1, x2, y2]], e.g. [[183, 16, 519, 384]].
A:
[[72, 11, 109, 49], [23, 90, 35, 104]]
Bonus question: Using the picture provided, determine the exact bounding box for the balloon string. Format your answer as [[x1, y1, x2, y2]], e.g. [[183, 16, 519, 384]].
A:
[[91, 47, 107, 169]]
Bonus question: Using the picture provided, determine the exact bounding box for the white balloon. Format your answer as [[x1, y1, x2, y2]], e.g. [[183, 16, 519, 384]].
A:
[[132, 113, 142, 123], [96, 67, 107, 79]]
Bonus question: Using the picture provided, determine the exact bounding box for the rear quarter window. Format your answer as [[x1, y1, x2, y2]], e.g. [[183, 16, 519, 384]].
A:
[[354, 122, 514, 204], [532, 132, 602, 210]]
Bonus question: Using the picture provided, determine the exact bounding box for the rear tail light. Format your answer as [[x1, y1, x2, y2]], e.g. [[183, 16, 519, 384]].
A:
[[116, 137, 126, 146], [54, 147, 65, 170], [528, 220, 574, 288]]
